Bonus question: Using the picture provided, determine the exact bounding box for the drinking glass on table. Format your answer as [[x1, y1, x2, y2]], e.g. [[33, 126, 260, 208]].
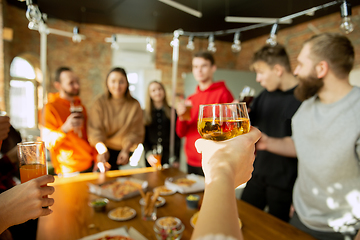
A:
[[197, 103, 250, 141], [239, 86, 255, 108], [18, 141, 47, 183], [152, 144, 163, 170]]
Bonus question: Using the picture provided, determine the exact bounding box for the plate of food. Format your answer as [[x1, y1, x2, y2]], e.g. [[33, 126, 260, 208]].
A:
[[108, 206, 136, 221], [88, 177, 148, 201], [165, 174, 205, 194], [153, 185, 176, 196], [190, 211, 242, 228], [139, 196, 166, 207]]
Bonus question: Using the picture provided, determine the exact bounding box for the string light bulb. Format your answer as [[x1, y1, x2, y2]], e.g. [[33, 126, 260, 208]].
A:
[[266, 23, 279, 46], [231, 32, 241, 53], [25, 0, 42, 30], [340, 0, 354, 34], [72, 27, 82, 43], [207, 34, 216, 53], [186, 35, 195, 51], [146, 37, 155, 52], [110, 34, 119, 50]]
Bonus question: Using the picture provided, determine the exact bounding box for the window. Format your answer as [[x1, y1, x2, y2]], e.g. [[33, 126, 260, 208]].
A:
[[9, 57, 38, 129]]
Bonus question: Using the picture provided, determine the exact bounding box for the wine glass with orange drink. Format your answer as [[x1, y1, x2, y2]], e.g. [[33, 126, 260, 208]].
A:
[[197, 103, 250, 141]]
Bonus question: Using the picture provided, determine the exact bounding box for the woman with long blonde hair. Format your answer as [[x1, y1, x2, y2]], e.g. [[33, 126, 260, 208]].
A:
[[143, 81, 180, 168]]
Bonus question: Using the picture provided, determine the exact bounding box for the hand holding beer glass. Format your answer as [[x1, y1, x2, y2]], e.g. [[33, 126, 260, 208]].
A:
[[70, 102, 84, 138], [177, 99, 192, 121], [18, 141, 47, 183], [197, 103, 250, 141]]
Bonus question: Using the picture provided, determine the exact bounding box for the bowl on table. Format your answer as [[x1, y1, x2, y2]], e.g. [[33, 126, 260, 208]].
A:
[[89, 198, 109, 212], [153, 216, 184, 240], [186, 194, 200, 209]]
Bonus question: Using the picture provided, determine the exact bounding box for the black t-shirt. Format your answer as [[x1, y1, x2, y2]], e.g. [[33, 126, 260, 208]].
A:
[[249, 87, 301, 190], [143, 108, 180, 166]]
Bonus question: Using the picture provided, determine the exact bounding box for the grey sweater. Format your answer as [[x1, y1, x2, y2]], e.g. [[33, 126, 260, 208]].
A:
[[292, 86, 360, 233]]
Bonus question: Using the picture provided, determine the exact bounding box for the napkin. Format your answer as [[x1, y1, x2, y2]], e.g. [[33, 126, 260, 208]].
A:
[[78, 227, 129, 240], [165, 174, 205, 194], [78, 226, 148, 240]]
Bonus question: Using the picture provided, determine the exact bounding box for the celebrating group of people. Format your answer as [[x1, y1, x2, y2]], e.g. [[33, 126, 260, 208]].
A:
[[0, 32, 359, 240], [42, 67, 181, 176]]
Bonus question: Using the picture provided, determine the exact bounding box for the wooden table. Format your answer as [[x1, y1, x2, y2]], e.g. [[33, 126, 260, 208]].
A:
[[37, 168, 316, 240]]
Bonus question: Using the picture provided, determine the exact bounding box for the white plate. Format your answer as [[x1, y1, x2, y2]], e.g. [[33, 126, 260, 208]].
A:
[[154, 186, 176, 196], [165, 174, 205, 194], [139, 196, 166, 207], [108, 207, 136, 221]]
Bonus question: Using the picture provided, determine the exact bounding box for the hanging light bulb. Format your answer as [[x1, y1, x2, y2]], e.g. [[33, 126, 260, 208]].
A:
[[111, 34, 119, 50], [231, 32, 241, 53], [170, 29, 183, 48], [207, 34, 216, 53], [186, 35, 195, 51], [25, 0, 42, 30], [266, 23, 279, 46], [340, 0, 354, 34], [146, 37, 155, 53], [72, 27, 82, 43]]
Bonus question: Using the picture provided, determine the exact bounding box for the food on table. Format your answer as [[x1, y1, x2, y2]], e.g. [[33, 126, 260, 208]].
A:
[[154, 185, 175, 195], [154, 216, 184, 240], [109, 207, 135, 219], [157, 217, 179, 228], [173, 178, 196, 187], [89, 198, 109, 212], [142, 190, 160, 219], [93, 236, 134, 240], [101, 180, 141, 198], [186, 194, 199, 201], [154, 185, 176, 196], [186, 194, 200, 209], [139, 196, 165, 207], [190, 211, 242, 228]]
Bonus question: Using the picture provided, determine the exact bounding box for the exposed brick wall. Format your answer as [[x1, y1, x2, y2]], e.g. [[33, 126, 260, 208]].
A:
[[0, 0, 4, 110], [2, 2, 360, 113]]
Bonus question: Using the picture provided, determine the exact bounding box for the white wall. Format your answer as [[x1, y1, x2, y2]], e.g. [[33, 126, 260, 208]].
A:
[[350, 68, 360, 87]]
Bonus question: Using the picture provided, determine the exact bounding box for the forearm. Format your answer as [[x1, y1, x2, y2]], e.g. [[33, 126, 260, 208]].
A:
[[0, 201, 11, 234], [266, 136, 297, 158], [191, 175, 243, 240], [355, 230, 360, 240]]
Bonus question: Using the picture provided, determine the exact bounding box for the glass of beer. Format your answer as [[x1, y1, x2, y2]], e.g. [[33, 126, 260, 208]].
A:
[[197, 103, 250, 141], [18, 141, 47, 183], [152, 144, 163, 170], [70, 103, 83, 138]]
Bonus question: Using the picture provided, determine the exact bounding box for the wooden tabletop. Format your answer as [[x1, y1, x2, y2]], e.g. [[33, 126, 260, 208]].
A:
[[37, 167, 315, 240]]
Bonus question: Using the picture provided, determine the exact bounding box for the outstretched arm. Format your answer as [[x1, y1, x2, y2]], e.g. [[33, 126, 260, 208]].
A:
[[191, 127, 261, 240]]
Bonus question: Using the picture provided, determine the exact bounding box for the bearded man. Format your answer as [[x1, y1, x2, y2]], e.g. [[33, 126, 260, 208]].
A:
[[256, 33, 360, 240], [42, 67, 97, 175]]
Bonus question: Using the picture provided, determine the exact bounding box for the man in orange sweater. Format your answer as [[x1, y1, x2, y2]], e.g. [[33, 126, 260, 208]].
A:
[[42, 67, 97, 175]]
